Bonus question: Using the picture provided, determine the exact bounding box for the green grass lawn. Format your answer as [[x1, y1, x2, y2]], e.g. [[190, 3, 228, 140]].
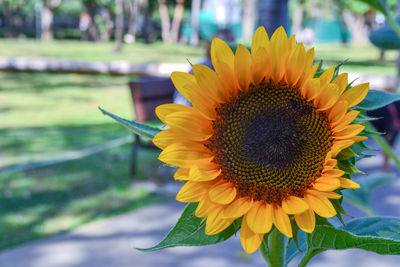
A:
[[0, 39, 203, 63], [0, 71, 173, 251], [0, 39, 396, 75], [312, 44, 397, 75]]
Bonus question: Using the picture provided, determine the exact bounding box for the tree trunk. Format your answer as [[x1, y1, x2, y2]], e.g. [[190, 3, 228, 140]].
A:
[[158, 0, 171, 43], [41, 4, 53, 40], [113, 0, 124, 52], [83, 2, 100, 41], [343, 9, 369, 46], [190, 0, 200, 45], [126, 0, 139, 42], [334, 0, 349, 44], [242, 0, 256, 40], [170, 0, 185, 43], [291, 0, 304, 36], [143, 0, 152, 44], [257, 0, 288, 36]]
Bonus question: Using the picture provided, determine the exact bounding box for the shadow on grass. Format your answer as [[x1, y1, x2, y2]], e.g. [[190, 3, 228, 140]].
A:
[[0, 123, 174, 251], [0, 123, 134, 164]]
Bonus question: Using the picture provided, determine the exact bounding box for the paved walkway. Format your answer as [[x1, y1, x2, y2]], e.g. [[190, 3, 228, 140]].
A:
[[0, 141, 400, 267]]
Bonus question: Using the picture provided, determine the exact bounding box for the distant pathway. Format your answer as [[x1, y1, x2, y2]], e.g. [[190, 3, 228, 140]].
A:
[[0, 57, 189, 77]]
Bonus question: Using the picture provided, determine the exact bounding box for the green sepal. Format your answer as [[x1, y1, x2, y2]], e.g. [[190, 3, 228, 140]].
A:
[[333, 59, 349, 79], [337, 159, 364, 174], [315, 215, 333, 227], [361, 128, 382, 136], [285, 230, 307, 265], [330, 199, 351, 227], [336, 148, 358, 161], [350, 141, 376, 160], [99, 107, 161, 139], [137, 203, 238, 251], [288, 217, 301, 250], [353, 113, 379, 124]]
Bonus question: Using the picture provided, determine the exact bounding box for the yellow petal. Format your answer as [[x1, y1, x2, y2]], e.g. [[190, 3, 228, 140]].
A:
[[153, 129, 177, 149], [294, 209, 315, 233], [216, 60, 239, 97], [246, 201, 273, 234], [313, 177, 341, 191], [332, 110, 360, 132], [319, 67, 335, 86], [334, 124, 365, 140], [176, 180, 212, 202], [210, 38, 238, 97], [205, 206, 234, 235], [332, 73, 348, 95], [251, 26, 269, 55], [305, 192, 336, 218], [189, 165, 221, 181], [174, 167, 190, 180], [322, 168, 345, 177], [303, 78, 321, 101], [222, 197, 253, 219], [282, 196, 309, 214], [158, 143, 212, 168], [171, 71, 216, 119], [211, 37, 234, 70], [270, 26, 289, 82], [164, 111, 212, 141], [328, 100, 348, 125], [155, 103, 193, 123], [311, 190, 342, 199], [234, 44, 252, 91], [193, 65, 226, 102], [338, 83, 369, 108], [195, 194, 215, 217], [251, 47, 269, 84], [240, 215, 264, 254], [209, 182, 237, 205], [339, 177, 360, 189], [351, 135, 368, 142], [315, 83, 340, 111], [273, 205, 293, 238], [285, 43, 306, 86]]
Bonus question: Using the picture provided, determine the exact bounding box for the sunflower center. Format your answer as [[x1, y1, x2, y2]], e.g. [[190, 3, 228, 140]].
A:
[[206, 80, 332, 204]]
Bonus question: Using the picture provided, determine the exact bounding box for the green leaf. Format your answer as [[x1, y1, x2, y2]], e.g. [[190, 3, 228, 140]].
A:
[[309, 217, 400, 254], [355, 90, 400, 111], [298, 216, 400, 266], [99, 107, 161, 139], [343, 173, 395, 216], [137, 203, 237, 251]]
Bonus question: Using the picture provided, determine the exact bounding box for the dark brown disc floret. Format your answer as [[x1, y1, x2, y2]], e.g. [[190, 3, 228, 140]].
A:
[[205, 80, 333, 205]]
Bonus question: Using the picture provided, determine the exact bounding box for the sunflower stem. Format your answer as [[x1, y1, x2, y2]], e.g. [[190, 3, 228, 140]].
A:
[[261, 228, 286, 267]]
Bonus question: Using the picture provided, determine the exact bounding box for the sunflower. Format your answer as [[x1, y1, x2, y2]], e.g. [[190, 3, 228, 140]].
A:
[[153, 26, 369, 254]]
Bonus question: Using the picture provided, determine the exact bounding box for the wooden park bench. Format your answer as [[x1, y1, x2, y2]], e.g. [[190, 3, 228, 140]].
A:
[[128, 77, 175, 177]]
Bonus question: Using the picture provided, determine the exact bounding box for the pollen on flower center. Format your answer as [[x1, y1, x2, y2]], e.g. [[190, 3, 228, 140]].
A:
[[206, 80, 333, 204]]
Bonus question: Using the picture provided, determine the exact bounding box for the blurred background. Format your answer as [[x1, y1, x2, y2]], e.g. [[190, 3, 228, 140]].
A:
[[0, 0, 400, 266]]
